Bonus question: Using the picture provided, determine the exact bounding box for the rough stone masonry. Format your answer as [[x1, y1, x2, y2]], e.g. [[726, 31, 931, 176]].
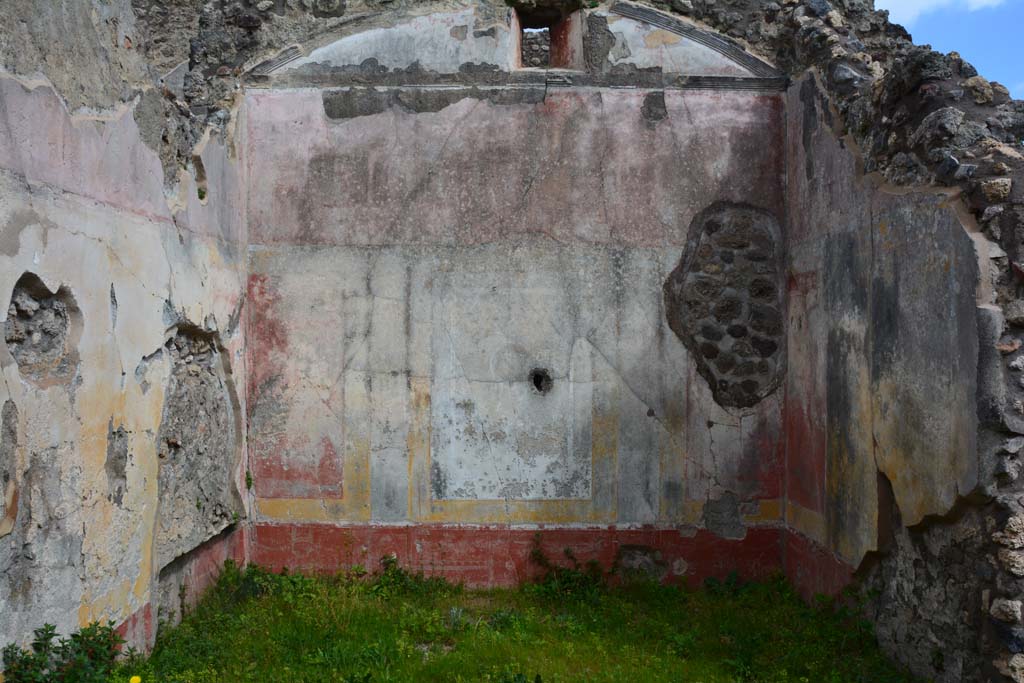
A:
[[0, 0, 1022, 681]]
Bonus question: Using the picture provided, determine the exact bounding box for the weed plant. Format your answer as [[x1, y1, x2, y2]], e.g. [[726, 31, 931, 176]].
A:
[[2, 622, 123, 683]]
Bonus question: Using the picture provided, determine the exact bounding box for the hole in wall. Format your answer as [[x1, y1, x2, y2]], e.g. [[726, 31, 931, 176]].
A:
[[529, 368, 553, 394], [521, 27, 551, 68], [4, 272, 81, 386], [192, 154, 208, 203], [513, 3, 583, 70]]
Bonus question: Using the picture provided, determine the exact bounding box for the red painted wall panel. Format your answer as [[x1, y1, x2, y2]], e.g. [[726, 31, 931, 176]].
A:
[[783, 530, 852, 599], [252, 523, 784, 588]]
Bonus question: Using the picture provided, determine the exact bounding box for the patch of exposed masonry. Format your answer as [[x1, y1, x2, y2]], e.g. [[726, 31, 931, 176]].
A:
[[616, 545, 669, 581], [664, 204, 785, 409], [154, 326, 242, 570], [105, 421, 130, 507], [641, 91, 667, 124], [703, 492, 746, 540], [321, 85, 545, 120], [521, 29, 550, 68], [0, 442, 84, 643], [4, 273, 80, 386], [0, 400, 18, 535], [584, 13, 616, 72], [856, 473, 995, 682]]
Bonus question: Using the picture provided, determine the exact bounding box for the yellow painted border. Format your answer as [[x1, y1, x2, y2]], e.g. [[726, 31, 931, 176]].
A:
[[786, 501, 827, 544], [406, 377, 620, 524], [256, 376, 788, 527]]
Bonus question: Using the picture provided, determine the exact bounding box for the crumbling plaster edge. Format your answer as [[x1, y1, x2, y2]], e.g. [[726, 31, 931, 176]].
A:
[[0, 70, 244, 231], [799, 68, 999, 311], [0, 67, 253, 644], [778, 68, 996, 576]]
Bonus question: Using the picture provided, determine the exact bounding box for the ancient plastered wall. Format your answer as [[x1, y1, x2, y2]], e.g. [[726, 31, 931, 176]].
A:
[[784, 74, 990, 678], [244, 82, 787, 583], [595, 10, 752, 77], [0, 76, 249, 649]]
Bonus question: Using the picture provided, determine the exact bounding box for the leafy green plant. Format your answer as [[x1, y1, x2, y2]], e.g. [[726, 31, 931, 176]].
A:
[[527, 534, 605, 603], [498, 673, 543, 683], [2, 621, 123, 683], [703, 570, 747, 597], [370, 554, 456, 600], [341, 673, 373, 683], [487, 608, 524, 633], [665, 627, 698, 657]]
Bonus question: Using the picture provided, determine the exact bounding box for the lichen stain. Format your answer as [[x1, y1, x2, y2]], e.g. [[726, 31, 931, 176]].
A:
[[824, 328, 876, 564]]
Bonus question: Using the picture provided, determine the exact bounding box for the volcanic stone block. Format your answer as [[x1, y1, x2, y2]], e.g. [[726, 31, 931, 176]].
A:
[[664, 203, 785, 408]]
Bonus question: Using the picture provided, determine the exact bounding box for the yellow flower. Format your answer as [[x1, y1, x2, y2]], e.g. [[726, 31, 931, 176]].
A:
[[129, 676, 142, 683]]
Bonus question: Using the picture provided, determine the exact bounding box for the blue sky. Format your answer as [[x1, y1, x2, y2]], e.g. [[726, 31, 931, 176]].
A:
[[874, 0, 1023, 99]]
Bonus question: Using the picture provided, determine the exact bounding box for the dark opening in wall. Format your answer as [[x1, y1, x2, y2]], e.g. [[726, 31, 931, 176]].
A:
[[514, 5, 583, 70], [529, 368, 553, 394]]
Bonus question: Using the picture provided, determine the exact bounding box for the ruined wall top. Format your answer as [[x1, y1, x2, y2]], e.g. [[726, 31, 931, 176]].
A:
[[4, 1, 1020, 226]]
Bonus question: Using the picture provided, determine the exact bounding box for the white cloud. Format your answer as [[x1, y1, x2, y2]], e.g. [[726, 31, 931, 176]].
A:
[[875, 0, 1007, 26]]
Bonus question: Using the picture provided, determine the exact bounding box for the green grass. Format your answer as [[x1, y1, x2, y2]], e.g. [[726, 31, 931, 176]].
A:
[[112, 553, 919, 683]]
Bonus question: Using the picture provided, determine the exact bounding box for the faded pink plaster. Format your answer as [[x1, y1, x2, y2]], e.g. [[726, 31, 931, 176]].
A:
[[244, 88, 785, 248]]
